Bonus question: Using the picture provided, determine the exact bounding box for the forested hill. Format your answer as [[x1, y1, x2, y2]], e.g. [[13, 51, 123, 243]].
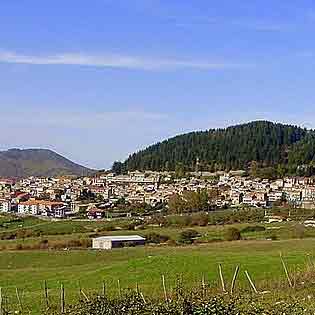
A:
[[123, 121, 315, 173]]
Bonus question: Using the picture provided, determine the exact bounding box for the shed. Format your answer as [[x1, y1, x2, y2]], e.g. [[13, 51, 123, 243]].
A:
[[92, 235, 146, 250]]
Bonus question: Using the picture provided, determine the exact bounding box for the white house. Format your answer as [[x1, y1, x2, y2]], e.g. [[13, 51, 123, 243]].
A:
[[0, 200, 11, 212], [18, 200, 66, 216]]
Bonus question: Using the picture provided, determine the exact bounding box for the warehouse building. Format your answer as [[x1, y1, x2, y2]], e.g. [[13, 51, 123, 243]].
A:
[[92, 235, 146, 250]]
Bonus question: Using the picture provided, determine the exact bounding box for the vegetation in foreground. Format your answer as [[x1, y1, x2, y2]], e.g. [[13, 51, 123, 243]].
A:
[[1, 238, 315, 313], [46, 293, 315, 315]]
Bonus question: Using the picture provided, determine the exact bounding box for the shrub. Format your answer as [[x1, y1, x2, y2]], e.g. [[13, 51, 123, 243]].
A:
[[178, 229, 200, 244], [15, 244, 23, 250], [224, 227, 241, 241], [191, 212, 209, 226], [293, 224, 306, 239], [38, 239, 49, 249], [146, 232, 169, 244], [102, 224, 116, 232], [167, 215, 192, 227], [241, 225, 266, 233]]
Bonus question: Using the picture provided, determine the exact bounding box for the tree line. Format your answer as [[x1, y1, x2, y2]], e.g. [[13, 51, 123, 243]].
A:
[[118, 121, 315, 177]]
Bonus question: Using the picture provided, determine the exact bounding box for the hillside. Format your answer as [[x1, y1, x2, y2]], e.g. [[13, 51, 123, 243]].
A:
[[0, 148, 94, 177], [124, 121, 314, 173]]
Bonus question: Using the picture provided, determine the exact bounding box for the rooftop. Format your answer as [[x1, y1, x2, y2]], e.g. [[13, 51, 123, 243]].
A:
[[93, 235, 145, 242]]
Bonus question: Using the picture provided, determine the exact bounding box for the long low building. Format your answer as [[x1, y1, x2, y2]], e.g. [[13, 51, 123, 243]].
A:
[[92, 235, 146, 250]]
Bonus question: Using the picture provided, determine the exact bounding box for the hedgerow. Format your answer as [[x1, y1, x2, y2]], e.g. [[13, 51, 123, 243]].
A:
[[47, 293, 315, 315]]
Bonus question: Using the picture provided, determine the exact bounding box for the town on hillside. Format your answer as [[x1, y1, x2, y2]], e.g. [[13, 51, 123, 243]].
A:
[[0, 170, 315, 221]]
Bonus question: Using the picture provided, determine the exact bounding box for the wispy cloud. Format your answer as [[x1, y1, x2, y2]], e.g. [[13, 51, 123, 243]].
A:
[[170, 16, 291, 32], [0, 50, 247, 71]]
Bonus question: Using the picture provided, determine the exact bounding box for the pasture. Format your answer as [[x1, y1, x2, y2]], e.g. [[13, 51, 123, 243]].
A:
[[1, 238, 315, 313]]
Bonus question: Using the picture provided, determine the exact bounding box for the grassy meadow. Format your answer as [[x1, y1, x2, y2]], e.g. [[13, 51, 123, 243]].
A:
[[1, 212, 315, 313], [1, 239, 315, 313]]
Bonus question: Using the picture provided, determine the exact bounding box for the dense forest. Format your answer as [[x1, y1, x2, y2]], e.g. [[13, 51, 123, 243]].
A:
[[120, 121, 315, 176]]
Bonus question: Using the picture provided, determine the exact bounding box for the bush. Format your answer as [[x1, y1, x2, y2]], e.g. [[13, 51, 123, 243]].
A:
[[293, 224, 306, 239], [167, 215, 192, 227], [146, 232, 169, 244], [241, 225, 266, 233], [15, 244, 23, 250], [224, 228, 241, 241], [47, 294, 315, 315], [178, 229, 200, 244], [38, 239, 49, 249], [191, 212, 209, 226]]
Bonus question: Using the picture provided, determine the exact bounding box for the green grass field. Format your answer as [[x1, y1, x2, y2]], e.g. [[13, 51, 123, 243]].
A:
[[2, 213, 315, 313], [1, 238, 315, 313]]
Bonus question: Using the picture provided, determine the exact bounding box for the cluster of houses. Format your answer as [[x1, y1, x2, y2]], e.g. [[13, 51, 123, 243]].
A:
[[1, 171, 315, 219]]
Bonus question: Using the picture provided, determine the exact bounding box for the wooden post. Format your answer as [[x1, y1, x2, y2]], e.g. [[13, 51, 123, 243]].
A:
[[117, 279, 122, 298], [140, 292, 146, 304], [0, 287, 2, 315], [78, 281, 82, 300], [80, 289, 90, 302], [230, 266, 240, 295], [245, 271, 258, 294], [218, 264, 226, 292], [162, 275, 168, 302], [102, 281, 106, 297], [280, 253, 293, 288], [202, 274, 206, 298], [44, 280, 49, 308], [16, 287, 23, 313], [60, 283, 65, 313]]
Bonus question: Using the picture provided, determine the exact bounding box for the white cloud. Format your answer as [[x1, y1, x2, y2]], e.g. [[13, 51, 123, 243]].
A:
[[0, 50, 247, 71]]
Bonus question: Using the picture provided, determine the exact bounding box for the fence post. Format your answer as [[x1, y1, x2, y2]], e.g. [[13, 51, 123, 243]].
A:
[[44, 280, 49, 308], [102, 281, 106, 298], [161, 275, 168, 302], [117, 279, 122, 298], [60, 283, 65, 313], [218, 264, 226, 293], [202, 274, 206, 298], [0, 287, 2, 315], [280, 253, 293, 288], [245, 271, 258, 294], [230, 266, 240, 295], [140, 292, 146, 304], [16, 287, 23, 313]]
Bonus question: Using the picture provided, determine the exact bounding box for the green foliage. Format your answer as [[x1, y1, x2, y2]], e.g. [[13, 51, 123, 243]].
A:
[[168, 189, 214, 214], [241, 226, 266, 233], [111, 161, 126, 175], [123, 121, 308, 173], [146, 232, 169, 244], [208, 209, 265, 225], [48, 294, 315, 315], [224, 227, 241, 241], [178, 229, 200, 244]]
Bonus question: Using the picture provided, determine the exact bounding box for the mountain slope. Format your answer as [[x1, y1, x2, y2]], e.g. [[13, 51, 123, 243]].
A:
[[0, 149, 94, 177], [124, 121, 311, 171]]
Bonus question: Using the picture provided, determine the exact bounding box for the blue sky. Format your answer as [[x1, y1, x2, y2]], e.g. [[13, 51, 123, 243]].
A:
[[1, 0, 315, 169]]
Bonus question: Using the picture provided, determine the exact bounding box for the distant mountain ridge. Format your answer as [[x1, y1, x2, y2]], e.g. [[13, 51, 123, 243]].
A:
[[0, 148, 94, 177], [123, 121, 315, 173]]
